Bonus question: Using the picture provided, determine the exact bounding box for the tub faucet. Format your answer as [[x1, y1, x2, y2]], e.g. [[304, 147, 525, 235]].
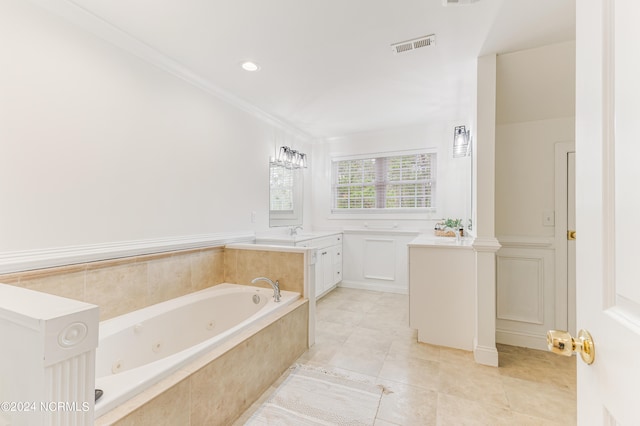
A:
[[251, 277, 281, 302], [290, 225, 303, 236]]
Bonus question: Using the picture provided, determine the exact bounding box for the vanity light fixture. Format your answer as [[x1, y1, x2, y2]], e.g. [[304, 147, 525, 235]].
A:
[[275, 146, 307, 169], [453, 125, 471, 158], [241, 61, 260, 72]]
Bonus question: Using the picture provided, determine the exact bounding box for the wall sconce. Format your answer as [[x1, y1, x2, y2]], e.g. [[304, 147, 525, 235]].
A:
[[275, 146, 307, 168], [453, 125, 471, 158]]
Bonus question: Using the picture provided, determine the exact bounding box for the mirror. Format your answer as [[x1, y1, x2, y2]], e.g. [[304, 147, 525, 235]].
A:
[[269, 162, 303, 227]]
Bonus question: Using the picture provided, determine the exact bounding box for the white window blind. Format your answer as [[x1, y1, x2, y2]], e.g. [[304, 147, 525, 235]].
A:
[[332, 151, 436, 212]]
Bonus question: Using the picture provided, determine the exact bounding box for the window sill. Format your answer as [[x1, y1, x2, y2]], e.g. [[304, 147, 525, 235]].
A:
[[328, 210, 438, 221]]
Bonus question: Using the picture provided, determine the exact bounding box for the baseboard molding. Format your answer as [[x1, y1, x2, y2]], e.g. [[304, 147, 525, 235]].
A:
[[473, 341, 499, 367], [496, 329, 548, 351], [0, 232, 255, 274], [338, 280, 408, 295]]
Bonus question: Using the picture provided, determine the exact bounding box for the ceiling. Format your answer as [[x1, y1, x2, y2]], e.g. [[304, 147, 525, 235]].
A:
[[68, 0, 575, 139]]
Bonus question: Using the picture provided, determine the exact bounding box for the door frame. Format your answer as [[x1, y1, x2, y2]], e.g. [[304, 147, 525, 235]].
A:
[[554, 141, 575, 332]]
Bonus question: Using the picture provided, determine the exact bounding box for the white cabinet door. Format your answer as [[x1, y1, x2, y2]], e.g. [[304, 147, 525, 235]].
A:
[[314, 249, 324, 298], [574, 1, 640, 423], [321, 247, 334, 294], [332, 244, 342, 286]]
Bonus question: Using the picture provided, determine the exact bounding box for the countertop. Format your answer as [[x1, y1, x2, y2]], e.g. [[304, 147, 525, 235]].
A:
[[408, 234, 475, 249], [254, 231, 342, 245]]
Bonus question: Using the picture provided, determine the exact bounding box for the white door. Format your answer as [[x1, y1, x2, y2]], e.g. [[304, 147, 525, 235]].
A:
[[575, 0, 640, 423], [567, 152, 576, 336]]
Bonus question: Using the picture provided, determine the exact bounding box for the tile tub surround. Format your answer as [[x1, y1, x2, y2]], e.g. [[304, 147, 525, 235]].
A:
[[0, 245, 307, 321], [0, 244, 311, 423], [96, 299, 309, 426], [224, 248, 305, 295], [0, 247, 226, 321], [237, 288, 577, 425]]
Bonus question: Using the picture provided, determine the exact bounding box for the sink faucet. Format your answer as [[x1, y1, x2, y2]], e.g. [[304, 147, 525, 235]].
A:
[[444, 226, 462, 243], [251, 277, 281, 302], [290, 225, 303, 236]]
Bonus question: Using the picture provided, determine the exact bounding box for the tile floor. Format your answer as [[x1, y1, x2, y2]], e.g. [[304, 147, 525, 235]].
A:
[[237, 287, 576, 425]]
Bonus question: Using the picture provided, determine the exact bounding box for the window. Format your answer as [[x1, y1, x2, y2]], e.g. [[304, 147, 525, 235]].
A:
[[332, 151, 436, 212]]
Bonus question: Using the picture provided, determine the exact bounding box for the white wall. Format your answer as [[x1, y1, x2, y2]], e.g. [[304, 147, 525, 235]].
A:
[[309, 121, 473, 294], [311, 121, 473, 232], [0, 0, 310, 254], [494, 41, 576, 349], [496, 41, 576, 238]]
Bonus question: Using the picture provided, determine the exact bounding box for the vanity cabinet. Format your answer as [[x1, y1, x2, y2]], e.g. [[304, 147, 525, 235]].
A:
[[408, 236, 475, 351], [296, 234, 342, 299]]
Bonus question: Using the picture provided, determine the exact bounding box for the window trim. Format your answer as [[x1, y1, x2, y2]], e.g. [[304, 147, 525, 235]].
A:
[[330, 149, 437, 215]]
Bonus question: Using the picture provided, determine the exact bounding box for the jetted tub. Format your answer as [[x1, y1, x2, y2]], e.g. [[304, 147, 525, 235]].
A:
[[94, 283, 299, 417]]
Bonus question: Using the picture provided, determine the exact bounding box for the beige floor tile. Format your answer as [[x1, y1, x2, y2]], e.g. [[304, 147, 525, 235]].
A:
[[315, 319, 354, 344], [376, 380, 438, 426], [316, 306, 366, 326], [239, 287, 577, 426], [436, 393, 513, 426], [359, 311, 408, 334], [510, 411, 566, 425], [378, 355, 440, 391], [387, 339, 441, 363], [296, 340, 343, 366], [343, 326, 396, 353], [374, 419, 401, 426], [501, 376, 576, 423], [335, 287, 384, 303], [439, 346, 476, 365], [499, 351, 576, 390], [333, 297, 379, 313], [328, 343, 387, 376], [438, 362, 509, 408]]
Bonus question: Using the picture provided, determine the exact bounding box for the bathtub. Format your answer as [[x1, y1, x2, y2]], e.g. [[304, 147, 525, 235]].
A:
[[94, 283, 300, 418]]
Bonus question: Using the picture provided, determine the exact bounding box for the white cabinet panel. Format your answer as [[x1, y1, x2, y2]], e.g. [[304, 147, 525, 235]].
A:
[[296, 233, 342, 299], [342, 231, 418, 294], [363, 239, 396, 281], [409, 245, 475, 351]]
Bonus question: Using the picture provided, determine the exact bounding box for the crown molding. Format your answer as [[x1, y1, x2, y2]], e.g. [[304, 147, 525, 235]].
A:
[[27, 0, 314, 142]]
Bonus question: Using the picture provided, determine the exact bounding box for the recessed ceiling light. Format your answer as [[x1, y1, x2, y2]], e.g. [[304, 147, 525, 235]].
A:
[[241, 61, 260, 72]]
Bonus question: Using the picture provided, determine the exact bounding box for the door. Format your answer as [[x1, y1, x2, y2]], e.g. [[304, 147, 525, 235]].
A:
[[567, 152, 576, 336], [575, 0, 640, 423]]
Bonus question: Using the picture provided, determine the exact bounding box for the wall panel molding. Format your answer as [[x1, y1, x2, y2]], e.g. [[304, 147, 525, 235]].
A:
[[495, 238, 556, 350], [0, 232, 254, 274], [497, 256, 544, 324], [363, 239, 396, 281]]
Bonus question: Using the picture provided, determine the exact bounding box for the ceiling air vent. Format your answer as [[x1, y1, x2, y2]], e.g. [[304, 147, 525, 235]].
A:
[[390, 34, 436, 54], [442, 0, 480, 5]]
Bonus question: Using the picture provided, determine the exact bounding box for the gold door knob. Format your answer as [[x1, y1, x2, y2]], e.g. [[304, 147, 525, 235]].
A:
[[547, 329, 595, 365], [567, 230, 576, 240]]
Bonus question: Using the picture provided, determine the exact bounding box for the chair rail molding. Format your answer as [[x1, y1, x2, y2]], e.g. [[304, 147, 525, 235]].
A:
[[0, 232, 255, 274], [497, 236, 555, 249]]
